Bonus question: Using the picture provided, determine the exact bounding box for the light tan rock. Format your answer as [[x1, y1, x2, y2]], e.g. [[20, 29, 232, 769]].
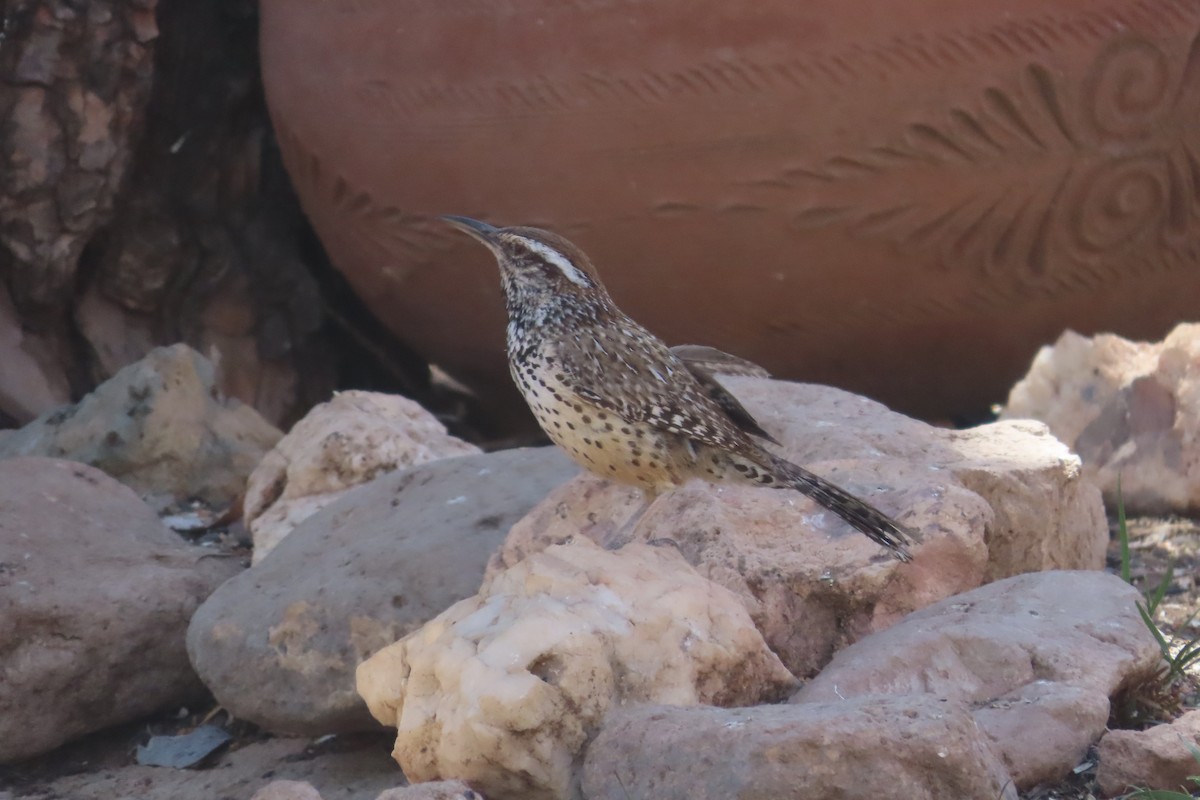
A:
[[491, 379, 1106, 676], [357, 540, 796, 800], [581, 697, 1017, 800], [375, 782, 484, 800], [942, 419, 1108, 581], [0, 343, 281, 511], [250, 781, 324, 800], [793, 570, 1163, 790], [1004, 329, 1160, 445], [0, 458, 242, 763], [188, 448, 577, 735], [1097, 709, 1200, 797], [246, 390, 480, 562], [1003, 323, 1200, 513]]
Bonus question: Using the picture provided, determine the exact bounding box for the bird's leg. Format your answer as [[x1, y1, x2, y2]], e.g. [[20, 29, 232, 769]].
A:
[[610, 488, 664, 546], [630, 489, 684, 550]]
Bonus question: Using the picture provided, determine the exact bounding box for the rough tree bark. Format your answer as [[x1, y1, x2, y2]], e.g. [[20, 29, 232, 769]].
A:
[[1, 0, 335, 427]]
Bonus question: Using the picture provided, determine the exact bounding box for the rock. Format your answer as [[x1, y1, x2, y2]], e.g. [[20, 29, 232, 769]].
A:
[[1003, 323, 1200, 514], [245, 390, 480, 563], [0, 344, 282, 512], [357, 540, 796, 800], [1096, 709, 1200, 797], [491, 379, 1106, 676], [251, 781, 324, 800], [0, 458, 241, 763], [793, 570, 1163, 790], [943, 419, 1107, 582], [188, 448, 577, 735], [135, 723, 233, 768], [375, 783, 484, 800], [971, 682, 1110, 790], [581, 697, 1017, 800]]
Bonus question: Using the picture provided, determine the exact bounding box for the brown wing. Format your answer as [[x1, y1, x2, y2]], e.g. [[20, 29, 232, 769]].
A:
[[556, 323, 751, 451], [670, 345, 780, 444], [668, 345, 771, 378]]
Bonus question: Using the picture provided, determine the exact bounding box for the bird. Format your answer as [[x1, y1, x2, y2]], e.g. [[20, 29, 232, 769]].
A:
[[442, 215, 914, 561]]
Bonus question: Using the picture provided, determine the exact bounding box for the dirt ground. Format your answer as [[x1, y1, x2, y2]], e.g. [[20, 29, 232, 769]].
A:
[[1, 514, 1196, 800], [0, 722, 402, 800]]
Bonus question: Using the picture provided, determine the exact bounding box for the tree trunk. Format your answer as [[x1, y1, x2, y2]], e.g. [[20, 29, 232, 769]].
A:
[[0, 0, 337, 427]]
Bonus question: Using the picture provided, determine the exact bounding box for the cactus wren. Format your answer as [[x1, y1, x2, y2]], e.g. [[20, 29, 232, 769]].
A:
[[443, 216, 913, 561]]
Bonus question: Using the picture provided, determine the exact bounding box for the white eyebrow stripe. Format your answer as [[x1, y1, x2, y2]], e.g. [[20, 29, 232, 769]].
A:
[[515, 236, 592, 287]]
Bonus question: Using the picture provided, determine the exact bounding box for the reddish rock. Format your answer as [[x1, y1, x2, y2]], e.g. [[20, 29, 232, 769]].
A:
[[1097, 710, 1200, 797], [582, 698, 1017, 800]]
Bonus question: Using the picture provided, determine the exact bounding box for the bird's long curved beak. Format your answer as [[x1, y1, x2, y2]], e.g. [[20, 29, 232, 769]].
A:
[[441, 215, 499, 242]]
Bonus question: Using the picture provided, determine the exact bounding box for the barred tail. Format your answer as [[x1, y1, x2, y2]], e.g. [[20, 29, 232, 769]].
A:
[[763, 453, 914, 561]]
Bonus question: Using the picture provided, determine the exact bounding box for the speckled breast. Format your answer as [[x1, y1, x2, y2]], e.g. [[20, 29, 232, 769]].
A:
[[511, 357, 691, 494]]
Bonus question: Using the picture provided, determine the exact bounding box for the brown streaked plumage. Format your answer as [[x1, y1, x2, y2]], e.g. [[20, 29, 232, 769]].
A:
[[443, 215, 914, 561]]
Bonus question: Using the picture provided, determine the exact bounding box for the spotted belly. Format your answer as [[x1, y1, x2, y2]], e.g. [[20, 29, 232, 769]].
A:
[[513, 368, 693, 494]]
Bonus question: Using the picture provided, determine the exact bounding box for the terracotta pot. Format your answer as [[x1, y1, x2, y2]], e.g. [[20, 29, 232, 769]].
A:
[[261, 0, 1200, 423]]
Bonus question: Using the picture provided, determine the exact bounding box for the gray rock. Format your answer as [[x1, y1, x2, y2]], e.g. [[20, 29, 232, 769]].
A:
[[187, 447, 578, 735], [582, 698, 1017, 800], [0, 343, 282, 511], [793, 570, 1163, 790], [0, 458, 241, 763]]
